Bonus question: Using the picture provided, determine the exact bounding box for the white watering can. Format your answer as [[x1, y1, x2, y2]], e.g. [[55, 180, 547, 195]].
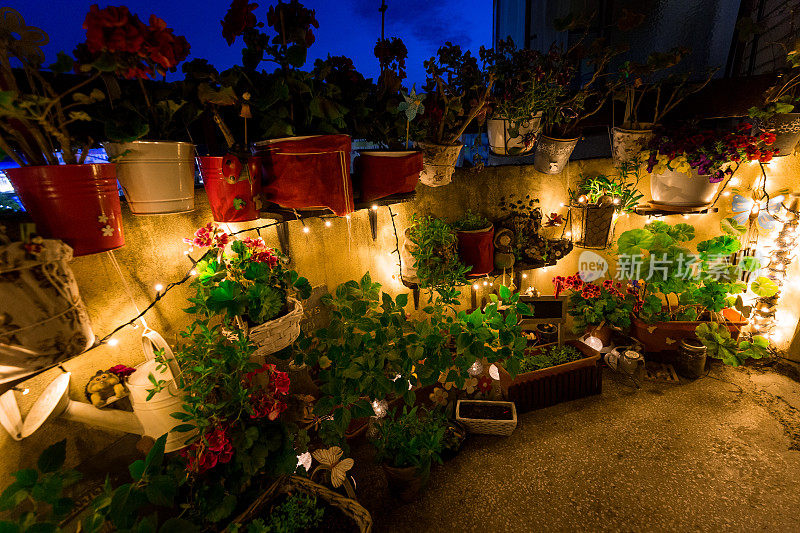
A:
[[0, 329, 196, 453]]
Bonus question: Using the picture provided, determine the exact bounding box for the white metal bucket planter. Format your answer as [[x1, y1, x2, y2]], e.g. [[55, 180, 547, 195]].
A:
[[417, 142, 462, 187], [650, 169, 721, 207], [611, 124, 654, 164], [105, 141, 196, 215], [533, 135, 579, 174], [487, 114, 542, 156], [0, 239, 94, 385]]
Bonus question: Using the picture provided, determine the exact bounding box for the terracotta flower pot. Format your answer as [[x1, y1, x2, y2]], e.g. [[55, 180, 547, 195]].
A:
[[630, 309, 746, 353], [417, 142, 462, 187], [755, 112, 800, 156], [456, 224, 494, 277], [5, 164, 124, 256], [354, 149, 422, 202], [533, 135, 579, 174], [198, 155, 264, 222], [382, 464, 429, 502], [611, 124, 654, 164], [487, 114, 542, 156], [649, 168, 721, 208], [254, 135, 353, 216], [104, 141, 196, 215]]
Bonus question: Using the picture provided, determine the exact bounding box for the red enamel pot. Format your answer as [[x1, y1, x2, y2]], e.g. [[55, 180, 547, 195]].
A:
[[198, 155, 264, 222]]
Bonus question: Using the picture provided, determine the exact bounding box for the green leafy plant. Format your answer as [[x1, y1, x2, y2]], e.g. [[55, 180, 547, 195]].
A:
[[242, 493, 324, 533], [452, 211, 492, 232], [553, 274, 637, 332], [518, 343, 584, 372], [370, 406, 446, 478], [749, 49, 800, 120], [569, 162, 644, 214], [407, 214, 470, 302], [695, 322, 771, 366]]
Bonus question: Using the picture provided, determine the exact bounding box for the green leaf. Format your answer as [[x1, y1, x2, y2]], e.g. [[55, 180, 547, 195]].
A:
[[128, 460, 146, 482], [396, 293, 409, 308], [145, 475, 176, 507], [617, 228, 654, 256], [12, 469, 37, 488], [751, 276, 779, 298], [37, 440, 67, 473], [286, 45, 308, 68], [158, 518, 197, 533], [721, 217, 746, 236], [499, 285, 511, 300]]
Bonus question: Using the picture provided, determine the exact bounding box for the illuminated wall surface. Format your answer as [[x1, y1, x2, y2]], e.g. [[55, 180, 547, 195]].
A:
[[2, 154, 800, 478]]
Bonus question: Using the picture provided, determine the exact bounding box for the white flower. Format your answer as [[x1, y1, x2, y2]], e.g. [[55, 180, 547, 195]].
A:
[[98, 214, 109, 224], [101, 225, 114, 237]]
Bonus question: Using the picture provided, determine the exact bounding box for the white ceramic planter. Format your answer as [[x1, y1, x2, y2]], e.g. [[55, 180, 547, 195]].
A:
[[417, 142, 463, 187], [487, 114, 542, 156], [105, 141, 196, 215], [533, 135, 579, 174], [650, 169, 721, 207], [611, 124, 654, 164]]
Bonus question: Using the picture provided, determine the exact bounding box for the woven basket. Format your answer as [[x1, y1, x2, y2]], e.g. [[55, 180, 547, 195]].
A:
[[455, 400, 517, 436], [229, 475, 372, 533], [247, 297, 304, 357]]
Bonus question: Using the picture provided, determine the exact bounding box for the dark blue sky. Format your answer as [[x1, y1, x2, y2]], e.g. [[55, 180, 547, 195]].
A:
[[7, 0, 492, 87]]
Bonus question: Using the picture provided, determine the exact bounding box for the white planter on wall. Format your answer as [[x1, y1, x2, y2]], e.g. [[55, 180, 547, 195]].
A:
[[487, 114, 542, 156], [650, 169, 721, 207]]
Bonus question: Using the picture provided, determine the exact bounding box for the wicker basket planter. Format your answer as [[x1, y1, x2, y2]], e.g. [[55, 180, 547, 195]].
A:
[[496, 340, 602, 414], [455, 400, 517, 436], [230, 475, 372, 533], [246, 297, 304, 359]]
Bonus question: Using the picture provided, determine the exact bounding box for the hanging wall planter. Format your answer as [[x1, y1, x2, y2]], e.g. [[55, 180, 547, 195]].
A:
[[5, 164, 124, 256], [611, 124, 654, 164], [533, 135, 579, 174], [104, 141, 196, 215], [570, 203, 616, 249], [255, 135, 354, 216], [243, 297, 304, 360], [0, 238, 94, 385], [756, 112, 800, 156], [417, 142, 462, 187], [456, 224, 495, 277], [487, 114, 542, 156], [650, 168, 721, 208], [198, 154, 264, 223], [354, 150, 422, 203]]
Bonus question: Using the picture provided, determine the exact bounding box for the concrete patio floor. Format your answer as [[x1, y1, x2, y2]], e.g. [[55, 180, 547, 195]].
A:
[[356, 361, 800, 532]]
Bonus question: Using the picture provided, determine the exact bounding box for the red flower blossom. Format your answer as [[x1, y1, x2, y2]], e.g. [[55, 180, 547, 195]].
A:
[[477, 376, 493, 394], [221, 0, 260, 45]]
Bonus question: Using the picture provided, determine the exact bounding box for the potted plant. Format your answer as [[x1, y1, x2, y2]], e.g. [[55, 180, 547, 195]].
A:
[[455, 399, 517, 436], [453, 211, 494, 277], [645, 124, 777, 208], [496, 341, 602, 413], [553, 273, 638, 340], [611, 48, 714, 163], [355, 37, 424, 203], [183, 223, 311, 357], [0, 8, 124, 256], [568, 163, 644, 249], [482, 38, 557, 156], [534, 41, 620, 174], [0, 234, 94, 385], [403, 214, 470, 288], [370, 406, 446, 502], [80, 5, 196, 215], [412, 42, 493, 186], [749, 49, 800, 156], [616, 221, 777, 361]]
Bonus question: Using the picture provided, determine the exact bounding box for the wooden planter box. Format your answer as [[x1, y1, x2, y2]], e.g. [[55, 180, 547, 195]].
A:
[[630, 308, 746, 354], [497, 340, 602, 414]]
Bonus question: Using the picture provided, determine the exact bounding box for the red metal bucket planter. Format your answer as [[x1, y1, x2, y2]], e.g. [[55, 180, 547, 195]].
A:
[[5, 164, 124, 257], [198, 155, 264, 223], [354, 150, 422, 203], [254, 135, 354, 216], [457, 224, 495, 277]]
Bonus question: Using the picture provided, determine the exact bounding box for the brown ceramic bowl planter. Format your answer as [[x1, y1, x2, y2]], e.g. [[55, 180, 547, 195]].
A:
[[456, 223, 495, 277], [497, 340, 602, 414], [354, 150, 423, 203], [630, 308, 747, 354]]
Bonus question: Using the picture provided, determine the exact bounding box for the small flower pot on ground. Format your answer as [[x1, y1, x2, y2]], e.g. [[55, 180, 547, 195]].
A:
[[611, 124, 654, 164], [496, 340, 602, 414], [533, 135, 579, 174], [676, 337, 708, 379], [381, 464, 429, 503], [755, 112, 800, 156], [198, 155, 264, 222], [5, 164, 124, 256], [455, 399, 517, 436], [104, 141, 196, 215], [649, 168, 722, 208], [487, 114, 542, 156], [354, 150, 423, 202], [630, 309, 747, 354], [456, 223, 495, 277], [255, 134, 354, 216], [417, 142, 462, 187], [0, 238, 94, 384]]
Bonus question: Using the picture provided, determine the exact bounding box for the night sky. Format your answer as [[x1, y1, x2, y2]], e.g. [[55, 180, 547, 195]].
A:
[[7, 0, 492, 87]]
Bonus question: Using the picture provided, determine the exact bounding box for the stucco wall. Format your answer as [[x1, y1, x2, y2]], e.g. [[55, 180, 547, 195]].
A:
[[3, 154, 800, 480]]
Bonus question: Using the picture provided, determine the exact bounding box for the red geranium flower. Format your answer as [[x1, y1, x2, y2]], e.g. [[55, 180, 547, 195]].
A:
[[221, 0, 260, 45]]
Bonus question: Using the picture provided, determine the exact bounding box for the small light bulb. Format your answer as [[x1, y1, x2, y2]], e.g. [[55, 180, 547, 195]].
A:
[[566, 231, 572, 237], [682, 215, 689, 220], [302, 226, 310, 234], [729, 177, 740, 186], [108, 338, 119, 347], [155, 284, 164, 292], [183, 250, 190, 255], [559, 203, 566, 207], [613, 198, 620, 205], [723, 191, 731, 197], [345, 214, 351, 220], [325, 220, 332, 227], [371, 205, 378, 211], [21, 388, 29, 395], [473, 283, 480, 290], [190, 269, 197, 276]]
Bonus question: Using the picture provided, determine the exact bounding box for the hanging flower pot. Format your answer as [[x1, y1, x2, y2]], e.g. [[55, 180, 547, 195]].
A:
[[570, 203, 616, 249], [417, 142, 462, 187], [611, 124, 654, 164], [354, 150, 422, 203], [198, 154, 264, 223], [755, 112, 800, 156], [254, 135, 353, 216], [456, 224, 495, 277], [487, 114, 542, 156], [242, 297, 305, 360], [650, 168, 721, 208], [104, 141, 196, 215], [533, 135, 579, 174], [5, 164, 124, 256], [0, 238, 94, 385]]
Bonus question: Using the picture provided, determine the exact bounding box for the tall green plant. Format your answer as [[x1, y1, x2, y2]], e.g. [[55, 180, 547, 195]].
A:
[[370, 406, 446, 477], [407, 214, 470, 303]]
